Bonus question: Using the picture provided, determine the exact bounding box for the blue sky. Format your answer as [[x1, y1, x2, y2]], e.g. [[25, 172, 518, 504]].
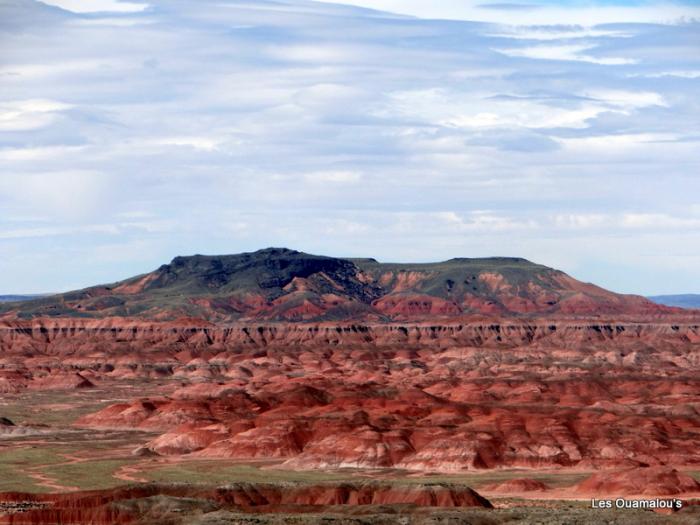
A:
[[0, 0, 699, 295]]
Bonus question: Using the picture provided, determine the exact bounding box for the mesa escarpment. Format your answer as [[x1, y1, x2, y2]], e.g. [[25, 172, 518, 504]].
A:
[[0, 248, 680, 321]]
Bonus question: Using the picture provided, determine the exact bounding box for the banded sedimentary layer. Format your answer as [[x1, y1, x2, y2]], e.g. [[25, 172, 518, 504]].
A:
[[1, 318, 698, 472]]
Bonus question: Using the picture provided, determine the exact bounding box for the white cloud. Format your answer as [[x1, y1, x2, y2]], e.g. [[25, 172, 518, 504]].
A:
[[153, 136, 224, 152], [388, 88, 611, 130], [391, 211, 538, 235], [494, 44, 637, 65], [0, 99, 72, 131], [621, 213, 700, 229], [554, 214, 609, 229], [486, 27, 634, 41], [0, 224, 120, 240], [0, 60, 114, 79], [266, 45, 358, 63], [552, 213, 700, 231], [117, 210, 155, 219], [632, 70, 700, 79], [0, 145, 86, 162], [39, 0, 148, 13], [0, 0, 698, 295], [304, 171, 362, 183], [323, 219, 370, 235], [585, 90, 667, 109], [69, 17, 153, 26], [312, 0, 700, 25], [555, 133, 681, 152]]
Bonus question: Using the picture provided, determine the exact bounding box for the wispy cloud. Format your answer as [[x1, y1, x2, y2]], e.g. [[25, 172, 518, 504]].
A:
[[0, 0, 698, 295], [494, 43, 637, 65], [39, 0, 148, 13], [313, 0, 700, 25], [0, 99, 73, 131]]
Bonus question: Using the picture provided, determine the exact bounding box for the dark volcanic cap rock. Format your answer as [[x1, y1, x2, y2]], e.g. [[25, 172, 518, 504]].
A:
[[0, 247, 677, 321], [150, 248, 372, 296]]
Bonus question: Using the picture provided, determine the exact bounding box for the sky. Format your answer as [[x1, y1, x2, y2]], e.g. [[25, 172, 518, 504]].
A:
[[0, 0, 699, 295]]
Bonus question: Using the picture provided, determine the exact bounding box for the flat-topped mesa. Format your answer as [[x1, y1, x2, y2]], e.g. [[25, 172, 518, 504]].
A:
[[0, 247, 679, 322]]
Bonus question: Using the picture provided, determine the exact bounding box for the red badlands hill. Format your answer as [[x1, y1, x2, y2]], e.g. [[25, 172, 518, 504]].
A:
[[1, 319, 697, 473], [576, 467, 700, 496], [481, 478, 549, 493], [0, 248, 678, 321]]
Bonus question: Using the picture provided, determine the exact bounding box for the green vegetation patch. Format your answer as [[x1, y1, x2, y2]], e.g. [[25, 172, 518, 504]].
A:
[[145, 461, 351, 485], [1, 390, 115, 426], [42, 458, 136, 490], [0, 446, 71, 493], [412, 470, 588, 489]]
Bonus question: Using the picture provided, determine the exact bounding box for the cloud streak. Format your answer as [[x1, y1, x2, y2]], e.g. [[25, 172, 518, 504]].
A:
[[0, 0, 698, 295]]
